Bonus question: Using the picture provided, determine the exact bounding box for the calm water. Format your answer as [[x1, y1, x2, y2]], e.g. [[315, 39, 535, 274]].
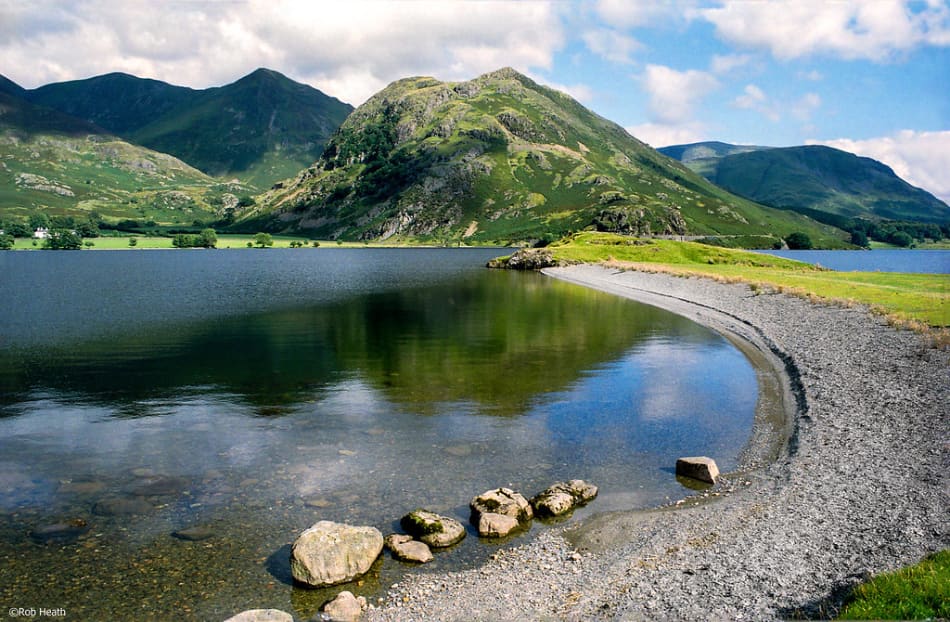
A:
[[0, 249, 758, 620], [759, 249, 949, 273]]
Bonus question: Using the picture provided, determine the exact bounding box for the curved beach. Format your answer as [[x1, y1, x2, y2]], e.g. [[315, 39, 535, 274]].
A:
[[368, 264, 949, 621]]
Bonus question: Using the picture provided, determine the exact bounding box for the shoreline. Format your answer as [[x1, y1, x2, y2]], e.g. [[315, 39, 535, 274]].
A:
[[368, 264, 949, 621]]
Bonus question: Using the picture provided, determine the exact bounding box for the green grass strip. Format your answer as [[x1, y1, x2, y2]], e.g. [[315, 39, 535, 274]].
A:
[[837, 550, 949, 620]]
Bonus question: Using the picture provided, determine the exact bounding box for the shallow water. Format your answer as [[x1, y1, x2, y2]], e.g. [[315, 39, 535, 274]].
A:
[[0, 249, 757, 620]]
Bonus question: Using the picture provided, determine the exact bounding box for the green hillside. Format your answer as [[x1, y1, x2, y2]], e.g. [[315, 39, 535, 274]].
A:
[[662, 142, 950, 223], [0, 91, 244, 225], [245, 68, 843, 246], [23, 69, 353, 188]]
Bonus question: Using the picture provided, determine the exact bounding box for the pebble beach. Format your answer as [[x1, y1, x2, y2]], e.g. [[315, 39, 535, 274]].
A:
[[366, 264, 949, 621]]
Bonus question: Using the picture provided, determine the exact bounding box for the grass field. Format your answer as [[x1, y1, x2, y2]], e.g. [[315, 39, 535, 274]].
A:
[[547, 232, 949, 328], [837, 550, 949, 620], [11, 234, 430, 251]]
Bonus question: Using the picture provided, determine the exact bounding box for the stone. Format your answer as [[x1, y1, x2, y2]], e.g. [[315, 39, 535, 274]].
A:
[[675, 456, 720, 484], [323, 590, 367, 621], [172, 525, 215, 541], [29, 518, 89, 544], [530, 480, 599, 517], [470, 488, 533, 526], [131, 476, 189, 497], [384, 534, 433, 563], [487, 248, 556, 270], [92, 496, 154, 516], [222, 609, 294, 622], [290, 521, 383, 587], [477, 512, 520, 538], [399, 509, 466, 548]]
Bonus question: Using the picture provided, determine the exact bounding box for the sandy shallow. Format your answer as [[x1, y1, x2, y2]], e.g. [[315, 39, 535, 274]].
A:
[[367, 264, 948, 621]]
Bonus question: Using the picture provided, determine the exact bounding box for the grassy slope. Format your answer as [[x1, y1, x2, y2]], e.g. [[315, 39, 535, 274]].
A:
[[838, 550, 949, 620], [547, 233, 949, 328]]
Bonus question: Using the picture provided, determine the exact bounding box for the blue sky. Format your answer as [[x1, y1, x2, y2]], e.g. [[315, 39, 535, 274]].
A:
[[2, 0, 949, 202]]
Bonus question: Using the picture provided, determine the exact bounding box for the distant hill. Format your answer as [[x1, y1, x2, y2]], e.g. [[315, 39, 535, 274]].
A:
[[0, 75, 27, 98], [22, 69, 354, 188], [661, 141, 950, 223], [0, 89, 244, 225], [243, 68, 841, 246]]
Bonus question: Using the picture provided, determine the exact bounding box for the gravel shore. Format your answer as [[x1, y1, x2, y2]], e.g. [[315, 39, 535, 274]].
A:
[[367, 264, 949, 621]]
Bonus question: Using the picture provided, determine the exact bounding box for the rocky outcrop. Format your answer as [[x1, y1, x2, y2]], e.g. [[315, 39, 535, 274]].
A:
[[322, 590, 368, 621], [530, 480, 599, 517], [384, 534, 434, 563], [289, 521, 383, 587], [675, 456, 720, 484], [470, 488, 533, 536], [399, 509, 466, 548], [222, 609, 293, 622], [486, 248, 557, 270]]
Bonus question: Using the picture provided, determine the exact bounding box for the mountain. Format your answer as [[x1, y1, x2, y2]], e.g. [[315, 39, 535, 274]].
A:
[[0, 75, 27, 98], [662, 142, 950, 223], [244, 68, 842, 245], [658, 141, 766, 178], [24, 69, 353, 188], [0, 89, 243, 224]]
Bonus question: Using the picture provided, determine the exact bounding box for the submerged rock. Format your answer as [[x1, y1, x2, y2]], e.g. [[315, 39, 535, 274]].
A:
[[530, 480, 599, 517], [323, 590, 367, 621], [29, 518, 89, 544], [470, 488, 533, 535], [172, 524, 216, 541], [290, 521, 383, 587], [222, 609, 294, 622], [384, 534, 433, 563], [675, 456, 720, 484], [399, 509, 466, 548], [92, 496, 154, 516]]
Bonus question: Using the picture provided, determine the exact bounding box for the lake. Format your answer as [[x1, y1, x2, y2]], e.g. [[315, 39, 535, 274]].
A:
[[758, 249, 949, 273], [0, 249, 759, 620]]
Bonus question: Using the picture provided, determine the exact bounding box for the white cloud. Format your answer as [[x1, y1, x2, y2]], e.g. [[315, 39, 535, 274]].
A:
[[797, 69, 824, 81], [0, 0, 565, 105], [641, 64, 719, 125], [809, 130, 950, 204], [734, 84, 780, 122], [626, 122, 708, 148], [582, 28, 642, 64], [792, 92, 822, 121], [710, 53, 752, 74], [593, 0, 698, 28], [701, 0, 950, 61]]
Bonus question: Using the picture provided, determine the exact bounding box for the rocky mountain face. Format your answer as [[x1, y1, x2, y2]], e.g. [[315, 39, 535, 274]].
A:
[[246, 68, 835, 244], [662, 142, 950, 223], [18, 69, 353, 188]]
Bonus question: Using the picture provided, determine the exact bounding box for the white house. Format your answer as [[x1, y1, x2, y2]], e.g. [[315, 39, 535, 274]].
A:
[[33, 227, 50, 239]]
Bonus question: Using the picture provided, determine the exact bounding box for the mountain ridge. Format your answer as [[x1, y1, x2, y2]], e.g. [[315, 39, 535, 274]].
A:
[[19, 69, 354, 188], [661, 141, 949, 223], [243, 68, 843, 246]]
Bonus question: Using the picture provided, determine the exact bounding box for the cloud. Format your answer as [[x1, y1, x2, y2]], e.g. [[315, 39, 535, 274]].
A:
[[809, 130, 950, 204], [0, 0, 565, 105], [701, 0, 950, 61], [582, 28, 642, 64], [593, 0, 698, 28], [792, 93, 822, 121], [641, 64, 719, 125], [626, 122, 709, 148], [710, 53, 753, 74], [733, 84, 780, 122]]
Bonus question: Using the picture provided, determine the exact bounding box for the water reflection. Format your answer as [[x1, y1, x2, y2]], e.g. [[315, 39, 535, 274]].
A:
[[0, 250, 757, 620]]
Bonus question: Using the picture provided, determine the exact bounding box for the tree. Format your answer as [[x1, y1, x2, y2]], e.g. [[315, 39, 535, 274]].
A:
[[128, 237, 138, 247], [0, 234, 14, 250], [850, 229, 869, 248], [29, 213, 50, 231], [198, 228, 218, 248], [6, 222, 30, 238], [254, 232, 273, 248], [888, 231, 914, 247], [172, 233, 196, 248], [785, 232, 813, 250], [43, 229, 83, 250]]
